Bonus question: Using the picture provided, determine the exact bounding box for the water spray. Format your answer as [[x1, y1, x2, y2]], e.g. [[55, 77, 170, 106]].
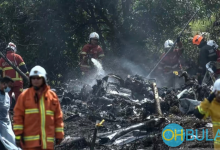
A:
[[91, 58, 105, 76]]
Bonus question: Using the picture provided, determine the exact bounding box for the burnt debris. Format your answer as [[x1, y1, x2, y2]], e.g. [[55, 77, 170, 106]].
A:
[[55, 73, 213, 150]]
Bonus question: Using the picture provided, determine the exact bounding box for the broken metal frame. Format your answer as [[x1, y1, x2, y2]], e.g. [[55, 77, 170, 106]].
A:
[[177, 88, 197, 100], [202, 61, 216, 85]]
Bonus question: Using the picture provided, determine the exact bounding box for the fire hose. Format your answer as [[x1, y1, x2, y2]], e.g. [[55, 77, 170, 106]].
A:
[[147, 7, 200, 78]]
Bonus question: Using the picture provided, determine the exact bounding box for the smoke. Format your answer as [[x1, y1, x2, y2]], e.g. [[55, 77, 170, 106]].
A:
[[120, 58, 148, 76], [102, 57, 150, 79]]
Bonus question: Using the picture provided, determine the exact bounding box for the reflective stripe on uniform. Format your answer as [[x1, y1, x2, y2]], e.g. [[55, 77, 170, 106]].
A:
[[15, 71, 22, 81], [81, 52, 87, 55], [13, 125, 23, 130], [198, 106, 207, 115], [15, 136, 21, 140], [2, 67, 22, 81], [55, 127, 64, 132], [214, 139, 220, 145], [19, 62, 25, 66], [209, 53, 216, 57], [0, 67, 2, 71], [98, 54, 105, 57], [11, 77, 22, 81], [80, 65, 91, 68], [47, 137, 54, 142], [213, 122, 220, 126], [3, 67, 13, 71], [216, 62, 220, 69], [25, 109, 39, 114], [46, 110, 54, 116], [24, 135, 40, 141], [164, 64, 178, 69], [40, 96, 47, 149], [20, 88, 23, 92]]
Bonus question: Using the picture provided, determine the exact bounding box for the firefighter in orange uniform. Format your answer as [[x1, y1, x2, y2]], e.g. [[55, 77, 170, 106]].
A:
[[0, 42, 29, 101], [80, 32, 105, 76], [13, 65, 64, 150]]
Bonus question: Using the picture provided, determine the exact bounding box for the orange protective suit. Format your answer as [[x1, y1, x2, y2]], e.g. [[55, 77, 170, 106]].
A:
[[13, 86, 64, 150], [0, 50, 29, 100]]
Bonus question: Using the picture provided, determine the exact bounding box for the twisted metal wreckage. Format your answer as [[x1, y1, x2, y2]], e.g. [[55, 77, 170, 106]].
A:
[[48, 71, 214, 150]]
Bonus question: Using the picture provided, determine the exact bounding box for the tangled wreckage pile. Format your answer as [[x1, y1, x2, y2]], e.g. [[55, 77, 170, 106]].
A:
[[54, 72, 214, 150]]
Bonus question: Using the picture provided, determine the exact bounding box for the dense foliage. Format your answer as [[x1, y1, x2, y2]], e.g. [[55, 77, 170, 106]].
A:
[[0, 0, 219, 84]]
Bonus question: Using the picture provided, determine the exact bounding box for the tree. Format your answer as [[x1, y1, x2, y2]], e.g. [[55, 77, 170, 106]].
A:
[[0, 0, 218, 84]]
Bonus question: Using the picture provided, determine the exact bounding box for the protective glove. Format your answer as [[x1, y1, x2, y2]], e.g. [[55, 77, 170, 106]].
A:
[[207, 92, 216, 103], [177, 37, 181, 43], [15, 135, 23, 148], [16, 140, 21, 148], [56, 139, 63, 145]]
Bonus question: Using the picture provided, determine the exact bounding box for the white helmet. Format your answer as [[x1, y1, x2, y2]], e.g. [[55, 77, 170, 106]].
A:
[[207, 40, 218, 49], [89, 32, 99, 40], [6, 42, 17, 52], [30, 65, 47, 81], [212, 79, 220, 92], [164, 40, 174, 49]]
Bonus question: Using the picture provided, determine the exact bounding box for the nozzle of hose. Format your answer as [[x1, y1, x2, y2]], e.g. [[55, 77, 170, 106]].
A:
[[96, 119, 105, 127]]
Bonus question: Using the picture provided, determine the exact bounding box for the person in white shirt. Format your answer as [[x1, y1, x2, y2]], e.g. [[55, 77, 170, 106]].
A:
[[0, 76, 16, 149]]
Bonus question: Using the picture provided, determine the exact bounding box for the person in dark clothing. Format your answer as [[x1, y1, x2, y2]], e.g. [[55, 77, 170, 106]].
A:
[[156, 37, 184, 88], [192, 35, 217, 84]]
